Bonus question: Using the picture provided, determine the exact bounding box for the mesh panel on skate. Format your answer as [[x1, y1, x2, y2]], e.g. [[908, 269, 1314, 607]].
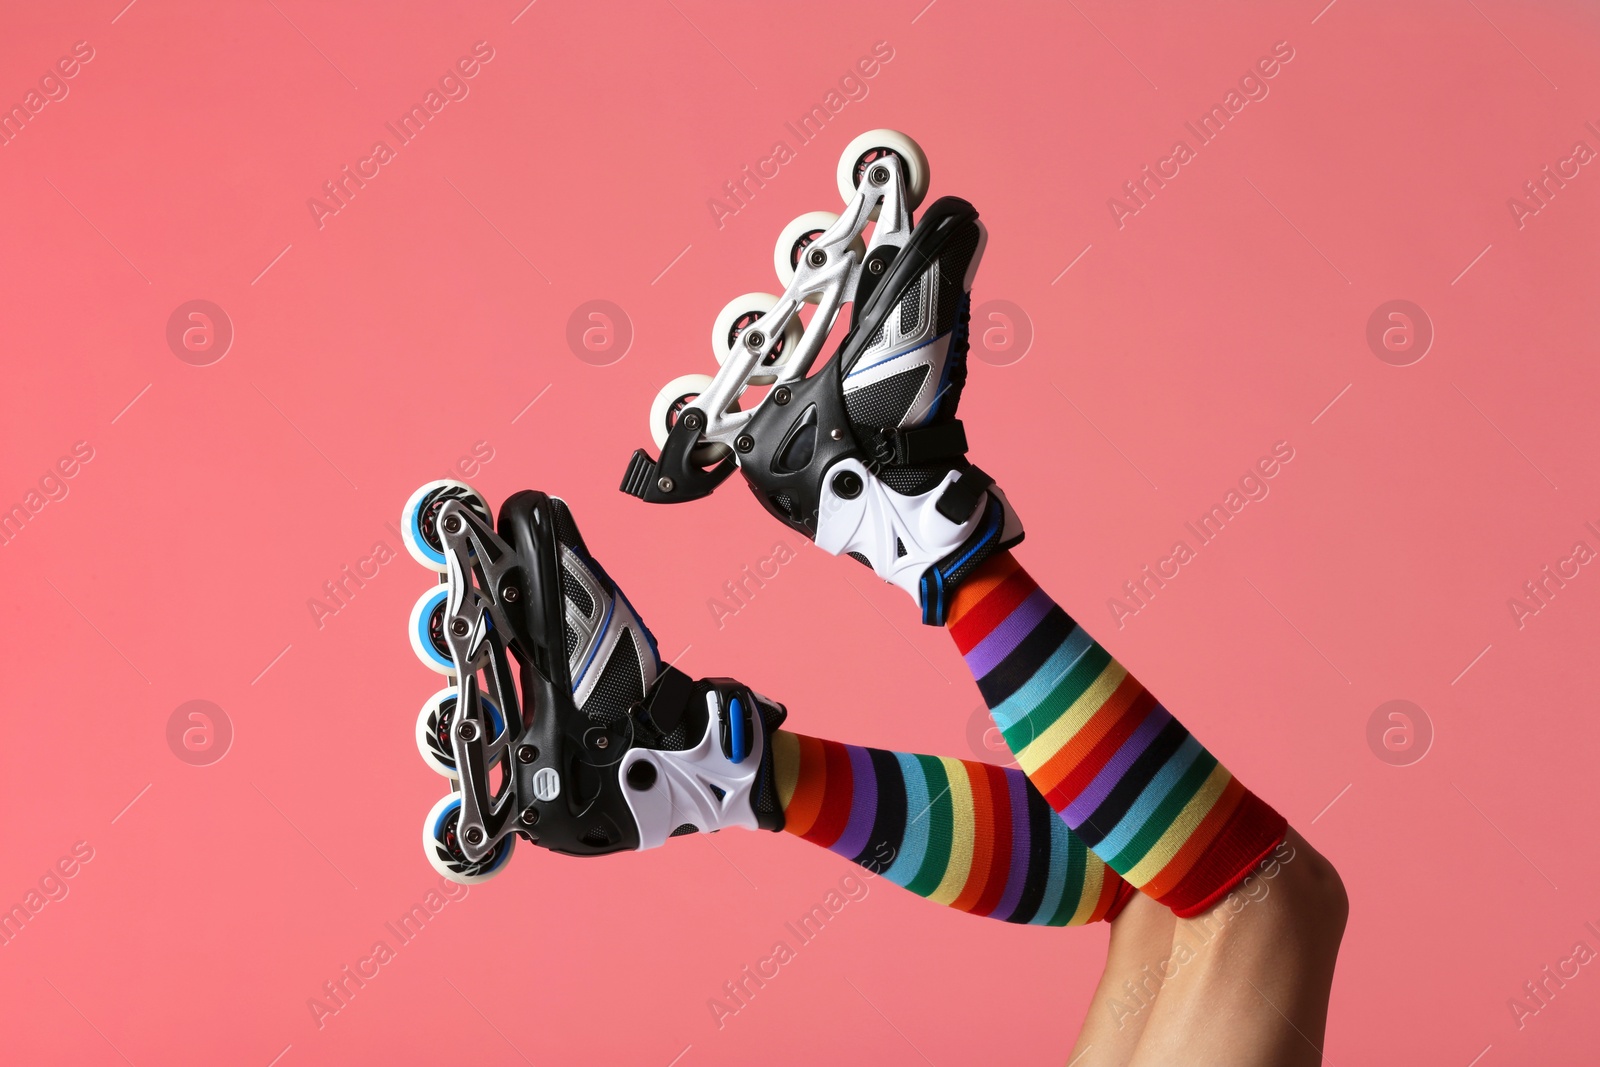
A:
[[899, 275, 924, 334], [769, 491, 796, 519], [934, 224, 980, 337], [581, 827, 613, 846], [845, 364, 929, 430], [584, 632, 645, 726], [847, 551, 872, 568], [550, 498, 583, 551], [560, 560, 594, 618], [563, 623, 579, 662], [879, 464, 946, 497], [670, 824, 698, 837]]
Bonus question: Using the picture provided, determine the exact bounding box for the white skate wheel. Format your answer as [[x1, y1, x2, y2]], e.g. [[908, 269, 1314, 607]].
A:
[[409, 586, 456, 675], [423, 793, 515, 885], [416, 686, 506, 777], [836, 129, 929, 218], [401, 480, 491, 573], [774, 212, 867, 301], [650, 373, 736, 466], [711, 293, 804, 385]]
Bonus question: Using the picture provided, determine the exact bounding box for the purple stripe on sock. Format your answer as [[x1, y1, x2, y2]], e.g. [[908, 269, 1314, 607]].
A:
[[832, 744, 879, 860], [1062, 703, 1173, 825], [963, 587, 1053, 678], [990, 769, 1032, 921]]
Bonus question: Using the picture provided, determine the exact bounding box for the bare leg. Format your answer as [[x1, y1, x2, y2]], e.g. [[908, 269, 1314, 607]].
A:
[[1129, 828, 1348, 1066], [1068, 892, 1178, 1066]]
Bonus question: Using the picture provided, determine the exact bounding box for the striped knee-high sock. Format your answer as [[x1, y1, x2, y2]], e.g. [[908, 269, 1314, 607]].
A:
[[947, 552, 1287, 917], [770, 730, 1132, 925]]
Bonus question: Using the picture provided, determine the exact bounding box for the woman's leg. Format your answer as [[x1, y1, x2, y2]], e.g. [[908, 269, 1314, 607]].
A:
[[946, 552, 1288, 915], [1129, 829, 1347, 1067], [1068, 892, 1178, 1067], [771, 730, 1132, 926]]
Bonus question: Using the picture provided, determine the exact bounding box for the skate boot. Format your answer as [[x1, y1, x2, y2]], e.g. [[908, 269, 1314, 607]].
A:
[[400, 481, 788, 884], [621, 129, 1021, 625]]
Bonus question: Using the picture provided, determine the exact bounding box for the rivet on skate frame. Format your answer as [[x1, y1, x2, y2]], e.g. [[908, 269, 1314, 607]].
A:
[[830, 428, 844, 441], [773, 386, 791, 405], [592, 734, 610, 750], [657, 477, 675, 493], [464, 826, 483, 845], [735, 434, 754, 453], [626, 762, 657, 791], [519, 806, 540, 826], [516, 744, 538, 763], [682, 410, 704, 431], [450, 618, 470, 637], [500, 582, 520, 603], [807, 248, 827, 268], [457, 720, 479, 742], [867, 257, 886, 275]]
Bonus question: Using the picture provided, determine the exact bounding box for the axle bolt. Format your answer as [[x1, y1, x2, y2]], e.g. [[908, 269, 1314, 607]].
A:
[[450, 618, 470, 637], [464, 827, 483, 845], [457, 721, 479, 742], [442, 514, 462, 535], [808, 248, 827, 268], [869, 164, 891, 186], [745, 330, 767, 350]]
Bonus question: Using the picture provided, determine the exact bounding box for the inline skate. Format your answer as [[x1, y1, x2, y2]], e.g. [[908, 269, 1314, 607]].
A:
[[621, 129, 1021, 625], [400, 480, 787, 884]]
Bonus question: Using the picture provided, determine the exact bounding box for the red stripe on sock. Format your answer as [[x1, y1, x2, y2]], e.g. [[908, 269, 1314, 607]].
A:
[[1040, 686, 1158, 808], [951, 762, 997, 913], [971, 762, 1015, 917], [802, 740, 856, 848], [948, 561, 1036, 654], [1161, 787, 1288, 917]]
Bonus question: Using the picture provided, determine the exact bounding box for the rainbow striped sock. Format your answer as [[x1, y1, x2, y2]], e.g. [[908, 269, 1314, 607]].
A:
[[947, 552, 1286, 917], [771, 730, 1131, 926]]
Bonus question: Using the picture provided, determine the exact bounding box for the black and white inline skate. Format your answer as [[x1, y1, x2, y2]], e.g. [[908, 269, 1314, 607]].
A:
[[401, 481, 787, 884], [620, 129, 1021, 625]]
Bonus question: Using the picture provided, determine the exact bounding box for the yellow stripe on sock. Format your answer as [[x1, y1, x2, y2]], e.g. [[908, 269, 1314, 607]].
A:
[[1014, 661, 1129, 776], [772, 730, 801, 810], [1067, 858, 1105, 926], [929, 759, 976, 907], [1122, 763, 1233, 887]]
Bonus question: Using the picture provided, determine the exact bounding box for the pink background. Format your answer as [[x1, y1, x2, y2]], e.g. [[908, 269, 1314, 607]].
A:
[[3, 1, 1598, 1063]]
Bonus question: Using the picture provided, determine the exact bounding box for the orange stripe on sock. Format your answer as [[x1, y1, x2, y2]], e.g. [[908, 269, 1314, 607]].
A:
[[950, 762, 997, 913], [1030, 679, 1152, 799], [946, 552, 1025, 630], [781, 734, 829, 838], [1143, 776, 1245, 898], [971, 763, 1015, 916], [948, 566, 1038, 654]]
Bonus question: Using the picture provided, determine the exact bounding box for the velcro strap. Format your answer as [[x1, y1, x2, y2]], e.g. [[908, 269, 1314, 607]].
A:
[[936, 464, 993, 524], [863, 420, 969, 466], [641, 665, 694, 735]]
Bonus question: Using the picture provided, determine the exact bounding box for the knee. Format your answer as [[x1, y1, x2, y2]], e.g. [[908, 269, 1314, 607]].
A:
[[1271, 832, 1348, 948]]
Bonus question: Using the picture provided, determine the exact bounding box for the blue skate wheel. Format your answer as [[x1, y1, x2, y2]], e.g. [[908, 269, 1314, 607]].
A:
[[401, 480, 490, 573], [409, 586, 455, 675], [423, 793, 515, 885]]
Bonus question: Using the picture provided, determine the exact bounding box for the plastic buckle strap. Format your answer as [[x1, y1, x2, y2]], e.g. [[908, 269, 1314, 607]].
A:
[[935, 463, 993, 524], [861, 420, 969, 467]]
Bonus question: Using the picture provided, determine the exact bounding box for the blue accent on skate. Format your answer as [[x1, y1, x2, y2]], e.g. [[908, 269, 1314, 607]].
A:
[[729, 696, 748, 764], [406, 496, 448, 568], [572, 594, 616, 691], [843, 333, 942, 380], [416, 587, 453, 671], [920, 293, 969, 426], [918, 495, 1003, 626]]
